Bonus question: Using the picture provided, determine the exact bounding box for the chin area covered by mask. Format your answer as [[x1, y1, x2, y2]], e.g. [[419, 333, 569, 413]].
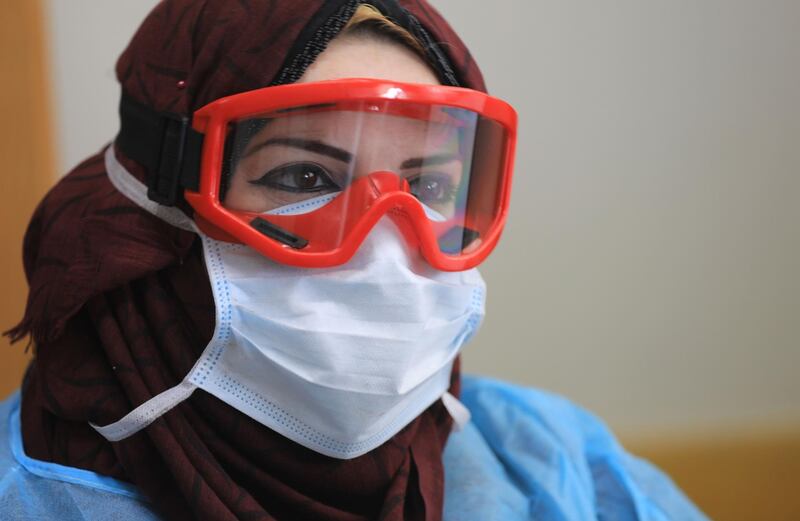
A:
[[11, 1, 493, 520]]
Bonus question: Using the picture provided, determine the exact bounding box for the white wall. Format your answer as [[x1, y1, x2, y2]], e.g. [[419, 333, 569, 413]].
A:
[[46, 0, 160, 171], [46, 0, 800, 437]]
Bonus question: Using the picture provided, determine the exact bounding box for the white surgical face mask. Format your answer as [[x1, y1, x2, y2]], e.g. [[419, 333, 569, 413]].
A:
[[95, 146, 483, 459]]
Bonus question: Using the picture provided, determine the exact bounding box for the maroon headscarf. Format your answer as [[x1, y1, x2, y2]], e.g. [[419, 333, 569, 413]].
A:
[[9, 1, 485, 520]]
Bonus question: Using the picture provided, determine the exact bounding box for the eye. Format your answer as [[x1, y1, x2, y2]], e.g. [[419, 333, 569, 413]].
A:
[[407, 173, 457, 205], [249, 162, 341, 193]]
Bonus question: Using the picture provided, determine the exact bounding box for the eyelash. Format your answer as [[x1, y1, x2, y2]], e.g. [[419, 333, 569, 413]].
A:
[[248, 162, 341, 193], [406, 173, 459, 204]]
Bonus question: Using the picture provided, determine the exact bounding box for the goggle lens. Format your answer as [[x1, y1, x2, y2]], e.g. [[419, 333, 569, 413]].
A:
[[219, 100, 508, 258]]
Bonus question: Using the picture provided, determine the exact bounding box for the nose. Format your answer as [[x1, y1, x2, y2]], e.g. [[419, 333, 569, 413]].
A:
[[366, 171, 411, 196]]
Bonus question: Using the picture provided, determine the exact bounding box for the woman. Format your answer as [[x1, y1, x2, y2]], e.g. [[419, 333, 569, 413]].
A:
[[0, 1, 706, 520]]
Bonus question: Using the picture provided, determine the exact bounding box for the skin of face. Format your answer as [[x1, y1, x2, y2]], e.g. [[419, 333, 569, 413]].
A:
[[299, 34, 440, 85], [224, 35, 466, 216]]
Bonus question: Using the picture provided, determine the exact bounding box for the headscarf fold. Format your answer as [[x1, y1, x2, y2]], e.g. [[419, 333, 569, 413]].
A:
[[10, 1, 485, 519]]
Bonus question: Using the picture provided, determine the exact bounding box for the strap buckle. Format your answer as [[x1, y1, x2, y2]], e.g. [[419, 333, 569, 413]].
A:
[[117, 94, 202, 207]]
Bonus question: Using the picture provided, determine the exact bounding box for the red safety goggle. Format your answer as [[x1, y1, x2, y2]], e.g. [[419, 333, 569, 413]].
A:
[[117, 79, 517, 271]]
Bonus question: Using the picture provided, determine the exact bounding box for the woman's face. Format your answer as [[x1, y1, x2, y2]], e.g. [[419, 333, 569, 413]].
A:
[[223, 36, 467, 218]]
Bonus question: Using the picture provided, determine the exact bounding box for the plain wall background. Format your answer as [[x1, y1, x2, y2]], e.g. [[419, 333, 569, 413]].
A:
[[43, 0, 799, 438]]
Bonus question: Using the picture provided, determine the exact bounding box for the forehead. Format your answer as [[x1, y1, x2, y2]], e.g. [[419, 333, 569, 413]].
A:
[[241, 109, 460, 163], [252, 109, 436, 138], [298, 35, 440, 85]]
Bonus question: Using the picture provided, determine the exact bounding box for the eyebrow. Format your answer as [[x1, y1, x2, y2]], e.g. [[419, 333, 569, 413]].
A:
[[400, 153, 462, 170], [244, 137, 460, 170], [243, 137, 353, 163]]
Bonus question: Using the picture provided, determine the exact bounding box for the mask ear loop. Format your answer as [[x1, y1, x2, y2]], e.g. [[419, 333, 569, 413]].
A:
[[90, 380, 198, 442], [441, 392, 471, 431], [104, 145, 196, 233], [95, 145, 204, 442]]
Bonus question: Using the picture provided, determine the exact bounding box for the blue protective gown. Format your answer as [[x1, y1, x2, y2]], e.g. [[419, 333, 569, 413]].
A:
[[0, 375, 708, 520]]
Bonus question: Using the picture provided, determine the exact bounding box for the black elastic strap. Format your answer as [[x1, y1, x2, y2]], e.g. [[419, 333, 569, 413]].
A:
[[269, 0, 459, 89], [271, 0, 361, 86], [116, 93, 203, 206]]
